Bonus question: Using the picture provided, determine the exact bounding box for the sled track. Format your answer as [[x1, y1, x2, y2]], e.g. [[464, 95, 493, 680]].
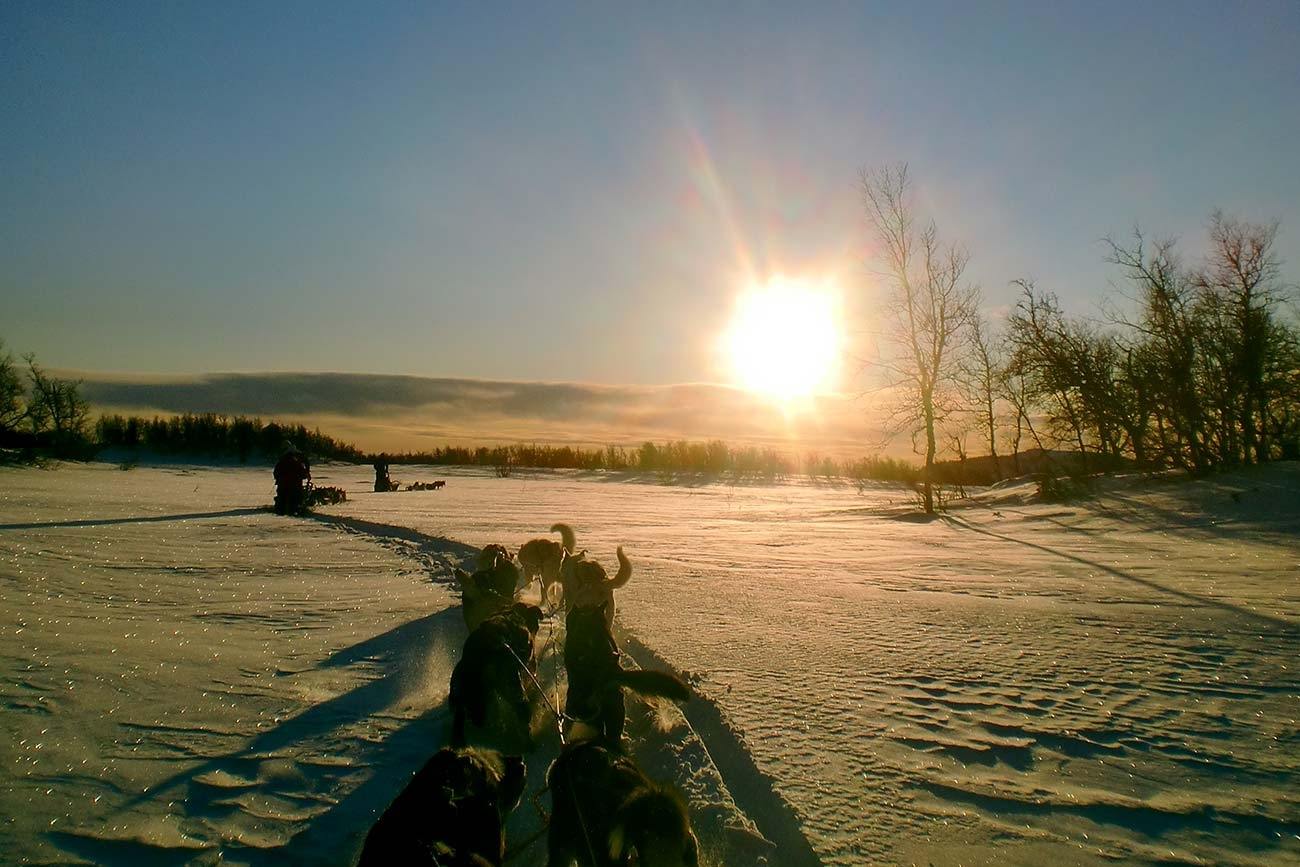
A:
[[311, 512, 823, 865], [616, 624, 823, 866]]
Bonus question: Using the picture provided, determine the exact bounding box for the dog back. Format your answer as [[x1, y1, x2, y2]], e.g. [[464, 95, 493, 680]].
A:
[[547, 741, 699, 867], [359, 747, 526, 866]]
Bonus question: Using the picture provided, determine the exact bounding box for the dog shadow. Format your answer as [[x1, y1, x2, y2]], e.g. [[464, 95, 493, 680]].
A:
[[48, 608, 466, 866]]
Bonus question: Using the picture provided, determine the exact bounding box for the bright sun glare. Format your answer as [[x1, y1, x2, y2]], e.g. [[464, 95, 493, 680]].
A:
[[725, 277, 842, 402]]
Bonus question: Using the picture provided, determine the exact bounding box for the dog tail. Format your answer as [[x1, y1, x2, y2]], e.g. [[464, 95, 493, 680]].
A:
[[609, 546, 632, 589], [551, 522, 576, 553], [616, 669, 691, 703]]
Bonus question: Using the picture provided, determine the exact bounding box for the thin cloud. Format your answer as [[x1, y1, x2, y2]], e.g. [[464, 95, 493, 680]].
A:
[[76, 371, 898, 457]]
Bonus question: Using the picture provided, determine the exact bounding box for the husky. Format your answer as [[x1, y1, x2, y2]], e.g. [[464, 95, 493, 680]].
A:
[[517, 523, 576, 601], [559, 547, 632, 626], [449, 603, 544, 754], [563, 602, 690, 745], [474, 543, 515, 572], [455, 552, 521, 632], [358, 746, 526, 867], [547, 740, 700, 867]]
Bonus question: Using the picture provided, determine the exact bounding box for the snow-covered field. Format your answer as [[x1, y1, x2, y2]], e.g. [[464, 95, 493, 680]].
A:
[[2, 461, 1297, 865]]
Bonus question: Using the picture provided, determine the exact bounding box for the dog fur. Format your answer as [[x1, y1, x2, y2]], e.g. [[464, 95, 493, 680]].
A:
[[517, 523, 576, 600], [563, 602, 690, 745], [449, 602, 544, 753], [475, 543, 514, 572], [455, 553, 522, 632], [559, 547, 632, 625], [546, 740, 700, 867], [358, 746, 526, 867]]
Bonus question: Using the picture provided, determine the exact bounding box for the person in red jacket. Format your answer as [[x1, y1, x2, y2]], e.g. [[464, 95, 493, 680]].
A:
[[273, 442, 311, 515]]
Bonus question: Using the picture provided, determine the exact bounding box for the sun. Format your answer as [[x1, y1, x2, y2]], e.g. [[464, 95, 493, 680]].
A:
[[724, 277, 842, 402]]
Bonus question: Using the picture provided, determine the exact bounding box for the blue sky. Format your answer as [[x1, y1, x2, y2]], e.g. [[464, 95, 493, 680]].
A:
[[4, 1, 1298, 387]]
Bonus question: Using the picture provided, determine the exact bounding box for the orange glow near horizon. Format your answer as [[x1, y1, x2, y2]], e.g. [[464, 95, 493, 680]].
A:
[[724, 277, 842, 404]]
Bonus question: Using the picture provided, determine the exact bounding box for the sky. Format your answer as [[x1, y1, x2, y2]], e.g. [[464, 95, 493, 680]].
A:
[[4, 1, 1299, 398]]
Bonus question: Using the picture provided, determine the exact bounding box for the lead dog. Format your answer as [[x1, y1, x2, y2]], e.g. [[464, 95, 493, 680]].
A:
[[358, 746, 526, 867], [547, 740, 700, 867], [517, 523, 576, 601]]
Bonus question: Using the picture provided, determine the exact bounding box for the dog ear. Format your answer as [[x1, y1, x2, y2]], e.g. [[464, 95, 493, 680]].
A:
[[499, 756, 527, 813], [454, 568, 471, 586]]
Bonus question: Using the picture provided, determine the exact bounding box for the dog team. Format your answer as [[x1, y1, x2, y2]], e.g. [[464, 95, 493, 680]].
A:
[[358, 523, 701, 866]]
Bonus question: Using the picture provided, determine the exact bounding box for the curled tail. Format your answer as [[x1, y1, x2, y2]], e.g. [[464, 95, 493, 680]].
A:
[[551, 522, 576, 553], [615, 668, 691, 703], [610, 546, 632, 589]]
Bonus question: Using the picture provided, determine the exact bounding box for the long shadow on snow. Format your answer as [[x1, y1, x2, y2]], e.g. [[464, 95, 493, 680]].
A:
[[107, 608, 463, 813], [236, 705, 455, 867], [919, 778, 1299, 849], [45, 831, 206, 867], [0, 507, 265, 531], [304, 511, 479, 574], [1094, 490, 1300, 544], [941, 514, 1298, 633]]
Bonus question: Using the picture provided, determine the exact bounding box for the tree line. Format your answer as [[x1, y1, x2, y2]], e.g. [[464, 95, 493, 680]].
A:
[[862, 164, 1300, 511], [94, 413, 364, 462], [376, 440, 797, 479], [0, 345, 970, 486]]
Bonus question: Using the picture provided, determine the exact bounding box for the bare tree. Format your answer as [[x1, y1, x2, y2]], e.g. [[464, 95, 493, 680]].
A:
[[997, 359, 1044, 474], [861, 164, 979, 512], [1005, 281, 1131, 467], [25, 354, 89, 446], [1193, 212, 1288, 463], [1105, 231, 1209, 470], [0, 339, 24, 433], [959, 313, 1003, 476]]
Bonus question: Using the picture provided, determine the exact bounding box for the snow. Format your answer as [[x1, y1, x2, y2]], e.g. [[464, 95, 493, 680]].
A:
[[2, 461, 1298, 865]]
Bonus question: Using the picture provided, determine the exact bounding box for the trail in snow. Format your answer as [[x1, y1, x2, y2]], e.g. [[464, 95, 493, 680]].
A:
[[325, 463, 1300, 866], [1, 461, 1297, 865], [0, 463, 796, 866]]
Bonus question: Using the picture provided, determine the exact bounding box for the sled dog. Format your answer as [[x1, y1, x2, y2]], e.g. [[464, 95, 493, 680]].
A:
[[456, 552, 522, 632], [517, 522, 576, 600], [358, 746, 526, 867], [449, 603, 544, 753], [547, 740, 700, 867], [563, 602, 690, 745], [559, 546, 632, 625], [475, 543, 514, 572]]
